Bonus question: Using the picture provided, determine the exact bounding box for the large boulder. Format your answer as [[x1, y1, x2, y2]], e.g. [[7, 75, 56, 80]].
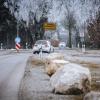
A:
[[50, 63, 91, 94], [45, 59, 69, 76], [84, 91, 100, 100]]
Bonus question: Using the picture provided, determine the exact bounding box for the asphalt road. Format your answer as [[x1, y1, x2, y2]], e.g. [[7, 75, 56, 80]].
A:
[[0, 52, 30, 100]]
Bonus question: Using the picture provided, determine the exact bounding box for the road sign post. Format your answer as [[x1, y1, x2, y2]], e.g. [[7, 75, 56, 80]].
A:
[[77, 43, 80, 48], [15, 43, 21, 52], [15, 36, 21, 52], [26, 42, 28, 49], [80, 33, 85, 53], [82, 44, 85, 53]]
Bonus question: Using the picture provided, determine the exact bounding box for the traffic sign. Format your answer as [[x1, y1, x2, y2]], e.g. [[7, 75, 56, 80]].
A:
[[43, 23, 56, 30], [15, 36, 21, 43]]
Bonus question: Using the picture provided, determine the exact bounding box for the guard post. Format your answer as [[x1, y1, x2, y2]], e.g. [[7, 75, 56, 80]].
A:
[[15, 36, 21, 52], [39, 45, 43, 58]]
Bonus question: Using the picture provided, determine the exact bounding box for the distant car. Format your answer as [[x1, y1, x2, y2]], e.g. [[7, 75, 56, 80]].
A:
[[33, 40, 54, 54], [59, 42, 66, 49]]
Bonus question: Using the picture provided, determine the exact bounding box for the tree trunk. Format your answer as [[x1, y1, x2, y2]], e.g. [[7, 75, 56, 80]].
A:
[[69, 25, 72, 48]]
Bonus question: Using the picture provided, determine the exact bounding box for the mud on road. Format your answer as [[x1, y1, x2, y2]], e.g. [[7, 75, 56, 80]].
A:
[[18, 55, 100, 100]]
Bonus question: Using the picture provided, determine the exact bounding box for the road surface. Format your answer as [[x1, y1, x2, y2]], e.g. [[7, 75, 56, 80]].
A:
[[0, 49, 100, 100], [0, 51, 30, 100]]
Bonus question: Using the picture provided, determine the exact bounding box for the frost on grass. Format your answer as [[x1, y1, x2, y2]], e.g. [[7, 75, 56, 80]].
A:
[[45, 59, 69, 76], [45, 53, 67, 76]]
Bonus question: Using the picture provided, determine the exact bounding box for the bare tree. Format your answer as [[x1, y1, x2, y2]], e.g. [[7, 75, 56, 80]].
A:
[[28, 0, 52, 41], [60, 0, 76, 48]]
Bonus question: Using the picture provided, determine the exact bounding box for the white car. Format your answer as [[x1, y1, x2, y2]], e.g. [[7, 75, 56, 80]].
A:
[[33, 40, 54, 54], [59, 42, 66, 49]]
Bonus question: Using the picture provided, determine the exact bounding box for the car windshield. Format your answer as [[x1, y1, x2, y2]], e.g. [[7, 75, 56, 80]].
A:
[[35, 40, 47, 45]]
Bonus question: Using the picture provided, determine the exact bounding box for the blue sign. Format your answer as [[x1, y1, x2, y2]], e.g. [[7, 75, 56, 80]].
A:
[[15, 36, 21, 43]]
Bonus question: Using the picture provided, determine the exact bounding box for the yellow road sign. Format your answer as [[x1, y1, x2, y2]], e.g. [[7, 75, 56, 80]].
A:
[[43, 23, 56, 30]]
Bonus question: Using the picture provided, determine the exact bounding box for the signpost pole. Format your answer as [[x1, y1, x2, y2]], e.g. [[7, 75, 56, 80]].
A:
[[82, 43, 85, 53], [77, 43, 80, 48], [26, 42, 28, 49]]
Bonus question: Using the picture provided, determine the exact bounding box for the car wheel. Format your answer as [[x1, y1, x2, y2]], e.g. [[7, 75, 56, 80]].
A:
[[33, 51, 36, 54], [37, 51, 40, 54]]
